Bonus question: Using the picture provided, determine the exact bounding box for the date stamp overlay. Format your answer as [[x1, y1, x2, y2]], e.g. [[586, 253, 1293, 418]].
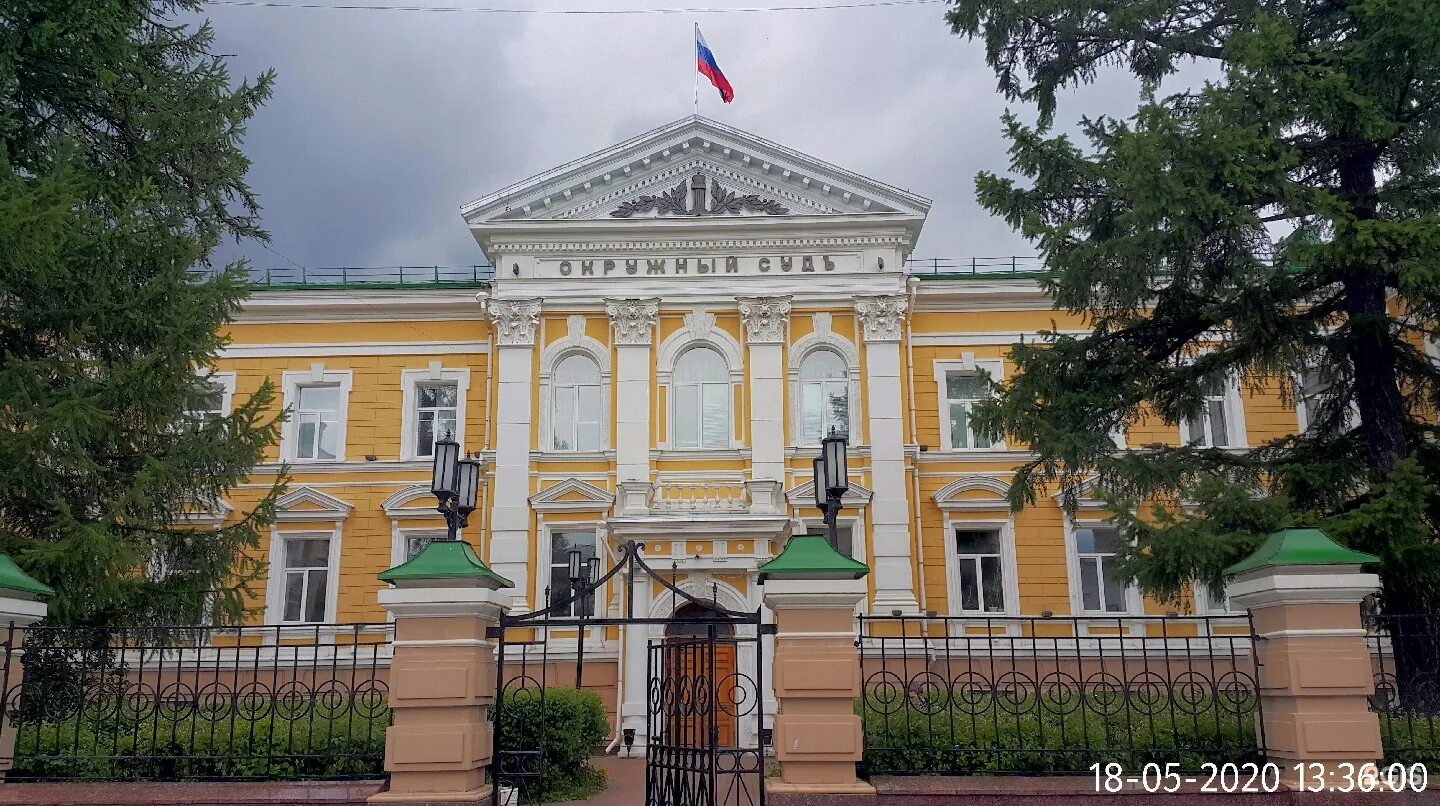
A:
[[1093, 762, 1431, 794]]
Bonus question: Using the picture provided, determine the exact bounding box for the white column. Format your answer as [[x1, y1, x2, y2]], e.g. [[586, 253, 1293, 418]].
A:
[[855, 294, 920, 614], [739, 296, 791, 514], [606, 299, 660, 514], [483, 296, 541, 612], [619, 567, 654, 755]]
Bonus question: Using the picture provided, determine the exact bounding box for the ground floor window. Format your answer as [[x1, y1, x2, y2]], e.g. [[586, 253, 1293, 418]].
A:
[[805, 522, 854, 558], [403, 528, 453, 562], [954, 528, 1006, 614], [1075, 524, 1129, 613], [548, 530, 597, 617], [282, 536, 331, 623]]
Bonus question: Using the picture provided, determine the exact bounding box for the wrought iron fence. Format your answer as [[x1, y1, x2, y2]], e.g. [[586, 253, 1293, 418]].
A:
[[0, 622, 393, 781], [1368, 614, 1440, 767], [903, 257, 1046, 277], [857, 614, 1262, 776], [188, 264, 495, 288]]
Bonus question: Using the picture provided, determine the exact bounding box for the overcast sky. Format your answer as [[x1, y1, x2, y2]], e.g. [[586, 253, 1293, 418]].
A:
[[203, 0, 1163, 273]]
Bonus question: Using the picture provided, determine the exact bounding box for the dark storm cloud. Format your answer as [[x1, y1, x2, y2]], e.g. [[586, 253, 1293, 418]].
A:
[[203, 0, 1184, 272]]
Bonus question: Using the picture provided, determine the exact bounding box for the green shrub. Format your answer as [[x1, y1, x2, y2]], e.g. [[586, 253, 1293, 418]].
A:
[[859, 693, 1261, 774], [1380, 714, 1440, 769], [495, 687, 609, 801], [10, 708, 389, 780]]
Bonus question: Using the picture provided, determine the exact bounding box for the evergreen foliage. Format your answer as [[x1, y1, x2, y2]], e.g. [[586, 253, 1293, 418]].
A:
[[0, 0, 282, 624], [944, 0, 1440, 622]]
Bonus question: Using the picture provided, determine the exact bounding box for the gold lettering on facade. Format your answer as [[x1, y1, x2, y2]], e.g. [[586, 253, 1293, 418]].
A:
[[697, 258, 712, 274], [675, 258, 687, 274], [823, 256, 836, 271]]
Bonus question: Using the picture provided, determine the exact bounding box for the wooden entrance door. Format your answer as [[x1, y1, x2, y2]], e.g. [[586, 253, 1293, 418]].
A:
[[664, 603, 739, 749]]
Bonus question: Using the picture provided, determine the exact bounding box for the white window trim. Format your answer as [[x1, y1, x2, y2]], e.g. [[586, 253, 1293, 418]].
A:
[[197, 370, 237, 417], [655, 310, 744, 450], [799, 516, 866, 562], [400, 366, 471, 461], [1178, 373, 1248, 449], [666, 345, 740, 450], [266, 527, 342, 625], [933, 357, 1005, 452], [788, 331, 862, 447], [539, 317, 612, 454], [1292, 367, 1358, 435], [1063, 517, 1143, 618], [281, 367, 354, 463], [537, 518, 605, 623], [1194, 581, 1239, 615], [940, 516, 1021, 621]]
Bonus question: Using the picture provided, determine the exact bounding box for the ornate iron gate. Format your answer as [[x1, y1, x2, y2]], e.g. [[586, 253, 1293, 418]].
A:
[[489, 541, 768, 806]]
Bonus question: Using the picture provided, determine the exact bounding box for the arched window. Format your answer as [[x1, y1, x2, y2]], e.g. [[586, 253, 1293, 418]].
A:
[[672, 347, 729, 449], [552, 353, 602, 451], [799, 349, 849, 444]]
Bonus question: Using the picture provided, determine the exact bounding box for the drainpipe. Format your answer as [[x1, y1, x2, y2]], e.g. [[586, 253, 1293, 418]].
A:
[[904, 275, 928, 612]]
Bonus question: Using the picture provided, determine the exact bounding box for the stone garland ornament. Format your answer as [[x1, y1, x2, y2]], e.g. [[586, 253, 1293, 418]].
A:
[[737, 296, 792, 344], [605, 298, 661, 345], [853, 294, 909, 342], [483, 297, 542, 346], [609, 173, 789, 218]]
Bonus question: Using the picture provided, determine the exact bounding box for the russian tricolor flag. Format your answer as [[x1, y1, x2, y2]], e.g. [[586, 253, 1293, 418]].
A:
[[695, 25, 734, 104]]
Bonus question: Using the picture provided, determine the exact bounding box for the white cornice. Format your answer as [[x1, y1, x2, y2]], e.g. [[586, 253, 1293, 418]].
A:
[[235, 289, 485, 323], [221, 340, 490, 358]]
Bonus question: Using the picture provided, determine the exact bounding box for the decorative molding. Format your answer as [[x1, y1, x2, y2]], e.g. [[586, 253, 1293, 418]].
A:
[[381, 485, 440, 516], [222, 340, 492, 358], [785, 480, 873, 508], [685, 307, 716, 340], [853, 294, 909, 342], [932, 476, 1012, 511], [275, 486, 354, 522], [605, 298, 661, 345], [737, 296, 792, 344], [489, 235, 910, 254], [483, 297, 542, 346], [608, 172, 790, 218], [529, 478, 616, 513]]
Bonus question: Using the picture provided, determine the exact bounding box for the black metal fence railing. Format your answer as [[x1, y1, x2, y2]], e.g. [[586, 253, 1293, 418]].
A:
[[187, 265, 496, 288], [0, 622, 393, 781], [857, 614, 1262, 776], [1368, 614, 1440, 767], [903, 257, 1046, 277]]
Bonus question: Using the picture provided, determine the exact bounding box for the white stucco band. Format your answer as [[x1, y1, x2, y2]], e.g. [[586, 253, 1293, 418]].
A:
[[1226, 566, 1380, 609], [0, 595, 48, 628], [763, 577, 868, 614], [378, 585, 512, 621]]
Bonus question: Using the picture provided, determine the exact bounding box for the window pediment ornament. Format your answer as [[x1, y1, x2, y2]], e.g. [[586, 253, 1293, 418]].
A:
[[854, 294, 909, 342], [737, 296, 792, 344], [605, 298, 660, 345], [483, 297, 542, 346], [609, 172, 789, 218]]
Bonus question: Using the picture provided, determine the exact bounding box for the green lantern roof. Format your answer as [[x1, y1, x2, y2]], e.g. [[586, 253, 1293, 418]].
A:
[[378, 540, 514, 589], [1225, 528, 1379, 575], [0, 554, 53, 599], [758, 535, 870, 583]]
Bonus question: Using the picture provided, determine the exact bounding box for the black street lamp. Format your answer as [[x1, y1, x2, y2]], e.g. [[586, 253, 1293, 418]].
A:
[[430, 437, 479, 541], [813, 428, 850, 550]]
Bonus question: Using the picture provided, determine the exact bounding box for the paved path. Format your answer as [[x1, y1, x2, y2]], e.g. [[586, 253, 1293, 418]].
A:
[[552, 755, 644, 806]]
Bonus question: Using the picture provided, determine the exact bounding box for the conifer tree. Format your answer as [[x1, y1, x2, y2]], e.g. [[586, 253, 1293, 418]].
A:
[[946, 0, 1440, 630], [0, 0, 282, 625]]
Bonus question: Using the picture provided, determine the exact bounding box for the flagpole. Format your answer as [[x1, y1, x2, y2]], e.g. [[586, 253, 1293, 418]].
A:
[[692, 22, 700, 116]]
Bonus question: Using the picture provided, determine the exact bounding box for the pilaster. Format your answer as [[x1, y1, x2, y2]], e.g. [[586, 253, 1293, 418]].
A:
[[854, 293, 919, 614], [606, 298, 660, 494], [482, 295, 541, 612], [739, 296, 791, 486]]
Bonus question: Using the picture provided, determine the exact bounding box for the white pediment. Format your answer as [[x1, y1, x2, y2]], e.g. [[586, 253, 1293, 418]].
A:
[[529, 478, 615, 512], [462, 116, 931, 226], [275, 486, 354, 522], [785, 480, 874, 508]]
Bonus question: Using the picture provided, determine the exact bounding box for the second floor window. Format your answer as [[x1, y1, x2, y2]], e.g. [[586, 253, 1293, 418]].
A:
[[295, 385, 342, 460], [1185, 377, 1242, 448], [673, 347, 729, 449], [945, 372, 993, 450], [799, 350, 849, 444], [415, 382, 459, 458], [552, 354, 603, 451], [1296, 366, 1355, 434]]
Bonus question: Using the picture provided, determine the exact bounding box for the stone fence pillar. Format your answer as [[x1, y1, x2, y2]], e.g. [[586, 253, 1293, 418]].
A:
[[370, 541, 513, 804], [1226, 528, 1383, 787], [0, 555, 52, 781], [759, 535, 873, 796]]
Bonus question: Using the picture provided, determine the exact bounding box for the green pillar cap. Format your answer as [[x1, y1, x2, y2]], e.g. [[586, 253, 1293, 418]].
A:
[[1225, 528, 1379, 576], [758, 535, 870, 583], [0, 554, 54, 600], [378, 540, 514, 589]]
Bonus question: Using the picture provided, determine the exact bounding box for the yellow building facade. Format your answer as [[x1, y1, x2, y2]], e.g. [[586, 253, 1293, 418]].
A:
[[211, 117, 1314, 744]]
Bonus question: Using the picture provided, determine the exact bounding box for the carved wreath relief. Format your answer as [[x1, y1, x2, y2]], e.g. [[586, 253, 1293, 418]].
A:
[[610, 172, 789, 218]]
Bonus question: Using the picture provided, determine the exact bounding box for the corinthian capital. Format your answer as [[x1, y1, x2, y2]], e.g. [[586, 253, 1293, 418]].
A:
[[605, 298, 660, 345], [853, 294, 909, 342], [736, 296, 792, 344], [483, 297, 542, 346]]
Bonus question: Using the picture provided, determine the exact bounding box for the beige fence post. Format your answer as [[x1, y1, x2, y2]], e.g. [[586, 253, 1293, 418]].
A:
[[0, 554, 53, 781], [1226, 528, 1383, 786], [759, 535, 874, 796], [369, 541, 513, 804]]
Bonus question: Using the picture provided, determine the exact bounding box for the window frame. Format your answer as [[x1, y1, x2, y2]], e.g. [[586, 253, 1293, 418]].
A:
[[189, 371, 236, 422], [281, 369, 353, 463], [800, 519, 860, 560], [543, 526, 601, 619], [951, 527, 1009, 615], [266, 528, 341, 625], [1065, 519, 1142, 616], [550, 353, 605, 452], [400, 367, 470, 461], [933, 358, 1005, 452], [938, 515, 1020, 619], [1179, 374, 1248, 449], [670, 345, 733, 450], [797, 349, 852, 445], [1293, 366, 1358, 435]]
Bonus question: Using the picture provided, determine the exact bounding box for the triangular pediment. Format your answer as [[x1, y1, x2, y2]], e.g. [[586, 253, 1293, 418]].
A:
[[462, 116, 931, 225], [785, 480, 874, 508], [276, 486, 353, 521], [529, 478, 615, 512]]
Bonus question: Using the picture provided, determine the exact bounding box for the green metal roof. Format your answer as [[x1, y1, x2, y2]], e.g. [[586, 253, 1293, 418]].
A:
[[1225, 528, 1378, 575], [0, 554, 54, 599], [758, 535, 870, 582], [378, 540, 514, 588]]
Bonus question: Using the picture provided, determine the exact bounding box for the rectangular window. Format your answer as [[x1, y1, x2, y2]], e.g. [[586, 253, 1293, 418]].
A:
[[1296, 366, 1355, 433], [404, 529, 453, 562], [1185, 378, 1237, 448], [414, 382, 459, 458], [186, 380, 228, 423], [945, 372, 993, 450], [954, 529, 1005, 613], [807, 523, 854, 558], [1075, 525, 1129, 613], [295, 384, 342, 460], [549, 530, 597, 617], [281, 537, 330, 623]]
